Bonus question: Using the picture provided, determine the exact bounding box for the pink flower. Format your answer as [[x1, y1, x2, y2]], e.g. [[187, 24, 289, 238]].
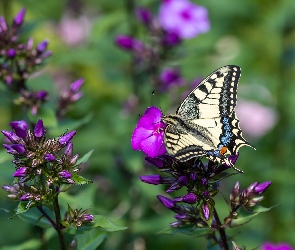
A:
[[159, 0, 210, 39], [131, 106, 166, 158], [236, 100, 278, 138], [261, 242, 294, 250]]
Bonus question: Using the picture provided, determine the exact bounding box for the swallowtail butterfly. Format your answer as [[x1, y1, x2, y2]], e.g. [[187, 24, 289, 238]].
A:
[[162, 65, 253, 172]]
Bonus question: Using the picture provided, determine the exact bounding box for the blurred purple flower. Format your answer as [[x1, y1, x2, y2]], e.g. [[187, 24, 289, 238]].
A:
[[36, 40, 48, 53], [131, 106, 166, 158], [159, 0, 210, 39], [136, 7, 152, 25], [160, 68, 184, 90], [34, 119, 45, 138], [261, 242, 294, 250], [7, 49, 17, 58], [13, 8, 26, 26], [162, 32, 181, 46], [115, 35, 143, 51], [236, 100, 277, 138]]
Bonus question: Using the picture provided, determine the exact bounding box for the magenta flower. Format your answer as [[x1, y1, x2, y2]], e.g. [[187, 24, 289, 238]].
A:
[[131, 106, 166, 158], [261, 242, 294, 250], [159, 0, 210, 39]]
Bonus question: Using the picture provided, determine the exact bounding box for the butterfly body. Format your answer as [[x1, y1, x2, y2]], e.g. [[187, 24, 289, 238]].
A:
[[162, 65, 253, 172]]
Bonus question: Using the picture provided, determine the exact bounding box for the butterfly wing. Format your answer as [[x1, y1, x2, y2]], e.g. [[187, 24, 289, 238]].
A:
[[176, 65, 241, 119]]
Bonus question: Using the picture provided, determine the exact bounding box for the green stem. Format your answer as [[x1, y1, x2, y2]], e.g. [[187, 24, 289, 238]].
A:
[[53, 193, 67, 250], [213, 207, 229, 250]]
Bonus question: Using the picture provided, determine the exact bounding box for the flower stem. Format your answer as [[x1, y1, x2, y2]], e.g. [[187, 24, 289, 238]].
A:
[[37, 205, 57, 229], [53, 194, 66, 250], [213, 207, 229, 250]]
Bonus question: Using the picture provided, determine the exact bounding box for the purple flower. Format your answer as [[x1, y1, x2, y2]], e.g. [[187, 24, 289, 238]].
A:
[[13, 166, 28, 177], [80, 213, 94, 222], [20, 193, 31, 201], [159, 0, 210, 39], [115, 35, 143, 51], [13, 8, 26, 26], [64, 141, 73, 157], [261, 242, 294, 250], [2, 130, 20, 143], [157, 195, 175, 209], [59, 131, 76, 145], [10, 120, 27, 138], [162, 32, 181, 46], [36, 40, 49, 53], [160, 68, 183, 89], [34, 119, 45, 138], [145, 156, 164, 168], [131, 106, 166, 158], [0, 16, 8, 31], [7, 49, 17, 58], [59, 170, 72, 179], [174, 193, 197, 204], [36, 91, 48, 100], [136, 7, 152, 25]]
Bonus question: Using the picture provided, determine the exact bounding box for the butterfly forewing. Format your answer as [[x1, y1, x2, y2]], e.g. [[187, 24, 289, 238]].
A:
[[163, 65, 253, 170], [176, 66, 241, 119]]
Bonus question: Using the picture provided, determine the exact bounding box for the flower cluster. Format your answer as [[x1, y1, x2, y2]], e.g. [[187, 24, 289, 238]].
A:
[[2, 119, 80, 208], [62, 205, 94, 229], [116, 0, 210, 91], [0, 8, 51, 87]]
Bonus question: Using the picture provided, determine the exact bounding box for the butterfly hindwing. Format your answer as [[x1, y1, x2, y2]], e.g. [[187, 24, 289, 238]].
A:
[[176, 65, 241, 119], [163, 65, 252, 170]]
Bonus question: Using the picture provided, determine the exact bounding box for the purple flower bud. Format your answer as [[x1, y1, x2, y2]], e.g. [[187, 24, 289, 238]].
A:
[[3, 144, 25, 154], [36, 91, 48, 100], [177, 176, 188, 186], [70, 154, 79, 165], [7, 49, 17, 58], [201, 178, 208, 186], [34, 119, 45, 138], [140, 175, 173, 185], [81, 213, 94, 222], [36, 40, 48, 53], [174, 214, 189, 220], [27, 37, 34, 50], [44, 154, 55, 161], [13, 8, 26, 26], [2, 130, 20, 143], [188, 173, 196, 182], [70, 92, 83, 102], [5, 75, 13, 85], [64, 141, 73, 157], [10, 120, 27, 138], [70, 78, 84, 92], [20, 193, 31, 201], [0, 16, 8, 31], [157, 195, 175, 209], [2, 185, 17, 193], [160, 68, 182, 86], [247, 182, 259, 194], [59, 170, 72, 179], [145, 157, 164, 168], [232, 181, 240, 198], [136, 7, 152, 25], [59, 131, 76, 145], [13, 166, 27, 177], [162, 32, 180, 47], [203, 190, 210, 197], [182, 193, 197, 204], [254, 181, 271, 194], [40, 51, 52, 59], [115, 35, 143, 51], [202, 204, 210, 221]]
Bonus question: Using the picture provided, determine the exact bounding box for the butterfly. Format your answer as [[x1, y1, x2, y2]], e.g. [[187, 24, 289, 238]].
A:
[[162, 65, 253, 172]]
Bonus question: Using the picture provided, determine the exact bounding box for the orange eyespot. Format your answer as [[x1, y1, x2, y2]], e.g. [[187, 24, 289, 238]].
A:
[[220, 146, 227, 155]]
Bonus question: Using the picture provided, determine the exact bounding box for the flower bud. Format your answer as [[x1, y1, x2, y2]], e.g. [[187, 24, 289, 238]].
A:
[[177, 176, 188, 186], [0, 16, 8, 31], [13, 166, 27, 177], [44, 154, 55, 161], [70, 78, 84, 92], [10, 120, 28, 138], [7, 49, 17, 58], [182, 193, 197, 204], [13, 8, 26, 26], [34, 119, 44, 137], [59, 170, 72, 179], [145, 157, 164, 168], [36, 40, 48, 53], [2, 131, 21, 143], [136, 7, 152, 25], [254, 181, 271, 194], [202, 204, 210, 221], [59, 131, 76, 145], [157, 195, 175, 209], [140, 175, 173, 185]]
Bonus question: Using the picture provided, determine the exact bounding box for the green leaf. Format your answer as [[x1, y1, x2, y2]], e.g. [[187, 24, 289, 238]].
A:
[[64, 215, 127, 235], [158, 225, 212, 238], [0, 239, 41, 250], [93, 215, 127, 232], [15, 201, 30, 216], [72, 173, 92, 185], [75, 229, 107, 250], [17, 207, 53, 228], [230, 205, 276, 227], [209, 171, 238, 183], [77, 150, 94, 165]]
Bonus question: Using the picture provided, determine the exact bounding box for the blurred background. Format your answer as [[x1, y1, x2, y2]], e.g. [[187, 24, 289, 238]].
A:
[[0, 0, 295, 249]]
